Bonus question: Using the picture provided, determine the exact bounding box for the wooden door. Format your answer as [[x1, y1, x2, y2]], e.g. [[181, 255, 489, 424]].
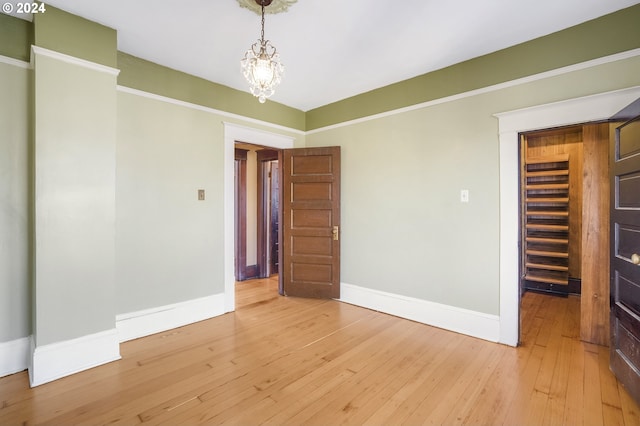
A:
[[281, 147, 340, 298], [257, 150, 279, 278], [270, 161, 280, 274], [610, 113, 640, 404]]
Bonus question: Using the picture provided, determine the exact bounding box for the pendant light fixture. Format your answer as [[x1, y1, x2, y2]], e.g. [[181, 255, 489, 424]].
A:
[[241, 0, 284, 103]]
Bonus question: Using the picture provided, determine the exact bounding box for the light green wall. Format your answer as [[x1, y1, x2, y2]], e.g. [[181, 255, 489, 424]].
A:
[[306, 3, 640, 130], [116, 90, 304, 314], [32, 51, 118, 346], [0, 62, 30, 342], [307, 54, 640, 315], [116, 91, 226, 313]]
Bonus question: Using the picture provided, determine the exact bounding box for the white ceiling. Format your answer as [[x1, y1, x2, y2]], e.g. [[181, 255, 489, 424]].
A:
[[16, 0, 640, 111]]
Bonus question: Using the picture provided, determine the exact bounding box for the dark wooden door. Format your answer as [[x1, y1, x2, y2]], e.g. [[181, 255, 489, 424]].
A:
[[281, 147, 340, 298], [610, 113, 640, 404], [270, 161, 280, 274]]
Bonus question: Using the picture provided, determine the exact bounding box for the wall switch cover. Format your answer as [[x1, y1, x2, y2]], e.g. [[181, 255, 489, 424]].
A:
[[198, 189, 205, 200], [460, 189, 469, 203]]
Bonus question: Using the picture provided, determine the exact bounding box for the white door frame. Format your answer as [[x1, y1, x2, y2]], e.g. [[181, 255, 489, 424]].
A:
[[223, 122, 295, 312], [495, 86, 640, 346]]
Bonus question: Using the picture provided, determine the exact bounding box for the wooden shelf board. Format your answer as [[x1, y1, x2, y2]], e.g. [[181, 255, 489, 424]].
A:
[[526, 249, 569, 258], [526, 198, 569, 203], [526, 183, 569, 190], [526, 224, 569, 231], [526, 170, 569, 177], [526, 211, 569, 217], [526, 154, 569, 164], [526, 262, 569, 271], [525, 274, 569, 285], [526, 237, 569, 244]]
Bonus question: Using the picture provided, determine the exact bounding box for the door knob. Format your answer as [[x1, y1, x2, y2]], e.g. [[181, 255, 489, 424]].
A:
[[632, 253, 640, 265]]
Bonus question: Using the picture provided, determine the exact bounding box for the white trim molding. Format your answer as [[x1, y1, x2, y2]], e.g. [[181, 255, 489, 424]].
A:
[[494, 85, 640, 347], [29, 329, 121, 387], [31, 45, 120, 76], [339, 283, 500, 343], [116, 293, 226, 343], [0, 337, 30, 378], [118, 86, 305, 136], [0, 54, 31, 69], [223, 122, 295, 312]]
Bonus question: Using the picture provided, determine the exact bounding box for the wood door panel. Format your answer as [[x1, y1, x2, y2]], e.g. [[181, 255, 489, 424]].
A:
[[292, 210, 332, 228], [615, 271, 640, 316], [282, 147, 340, 299], [618, 172, 640, 207], [292, 155, 334, 175], [292, 182, 333, 201], [292, 236, 333, 256], [291, 263, 333, 282], [616, 320, 640, 370], [619, 119, 640, 159], [616, 225, 640, 260]]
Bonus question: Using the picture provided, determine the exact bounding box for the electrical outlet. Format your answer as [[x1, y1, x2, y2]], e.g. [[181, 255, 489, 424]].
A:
[[460, 189, 469, 203], [198, 189, 205, 200]]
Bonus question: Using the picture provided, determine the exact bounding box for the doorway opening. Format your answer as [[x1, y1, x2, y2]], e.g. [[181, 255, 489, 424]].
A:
[[234, 142, 281, 283], [223, 122, 295, 312], [518, 122, 610, 347], [495, 87, 640, 347]]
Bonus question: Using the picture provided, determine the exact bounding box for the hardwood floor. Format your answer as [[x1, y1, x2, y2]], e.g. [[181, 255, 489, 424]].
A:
[[1, 277, 639, 425]]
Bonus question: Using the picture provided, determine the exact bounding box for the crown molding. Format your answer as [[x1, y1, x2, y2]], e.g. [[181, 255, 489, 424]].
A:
[[31, 45, 120, 76]]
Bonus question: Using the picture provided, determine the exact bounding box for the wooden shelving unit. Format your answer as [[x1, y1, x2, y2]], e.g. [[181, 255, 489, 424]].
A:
[[523, 154, 570, 286]]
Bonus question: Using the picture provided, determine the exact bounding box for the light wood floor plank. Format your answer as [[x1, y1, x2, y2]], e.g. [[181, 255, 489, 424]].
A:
[[542, 335, 572, 425], [598, 345, 626, 425], [584, 347, 605, 425], [563, 337, 586, 426], [360, 329, 465, 425], [300, 323, 446, 425], [1, 282, 638, 425]]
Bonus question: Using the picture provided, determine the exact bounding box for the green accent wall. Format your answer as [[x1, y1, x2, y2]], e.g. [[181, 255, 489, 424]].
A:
[[11, 3, 639, 132], [33, 5, 117, 67], [117, 52, 306, 131], [0, 13, 33, 62], [306, 3, 640, 130]]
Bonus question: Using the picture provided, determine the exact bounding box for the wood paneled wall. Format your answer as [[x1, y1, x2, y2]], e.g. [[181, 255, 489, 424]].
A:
[[581, 123, 610, 346]]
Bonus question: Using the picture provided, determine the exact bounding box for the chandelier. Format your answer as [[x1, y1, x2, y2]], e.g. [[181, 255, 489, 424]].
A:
[[241, 0, 284, 103]]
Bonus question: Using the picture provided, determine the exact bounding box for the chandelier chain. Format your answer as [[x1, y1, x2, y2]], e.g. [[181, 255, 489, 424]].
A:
[[260, 3, 265, 43]]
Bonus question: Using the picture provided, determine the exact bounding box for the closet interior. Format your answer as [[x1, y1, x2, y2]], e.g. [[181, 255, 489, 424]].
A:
[[521, 126, 583, 295]]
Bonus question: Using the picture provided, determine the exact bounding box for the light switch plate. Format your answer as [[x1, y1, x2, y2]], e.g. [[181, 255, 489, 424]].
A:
[[460, 189, 469, 203], [198, 189, 205, 200]]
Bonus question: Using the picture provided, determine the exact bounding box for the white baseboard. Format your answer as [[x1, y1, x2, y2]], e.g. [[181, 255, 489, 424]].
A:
[[339, 283, 500, 343], [0, 336, 30, 378], [29, 329, 121, 387], [116, 293, 226, 343]]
